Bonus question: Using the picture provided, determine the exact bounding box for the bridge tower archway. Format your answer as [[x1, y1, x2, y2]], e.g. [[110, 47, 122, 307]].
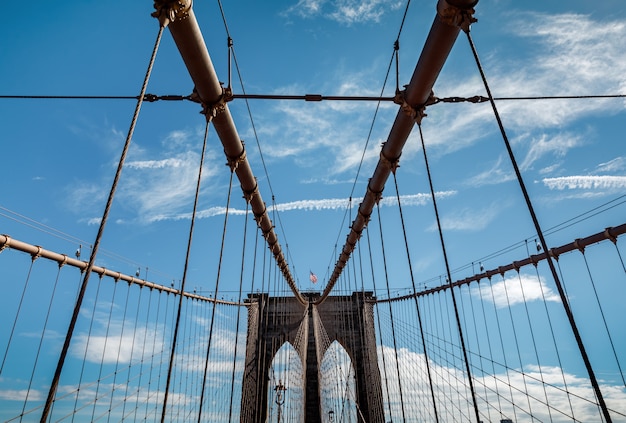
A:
[[240, 292, 384, 422]]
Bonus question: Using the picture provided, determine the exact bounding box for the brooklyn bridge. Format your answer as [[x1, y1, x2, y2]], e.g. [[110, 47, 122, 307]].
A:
[[1, 0, 625, 421]]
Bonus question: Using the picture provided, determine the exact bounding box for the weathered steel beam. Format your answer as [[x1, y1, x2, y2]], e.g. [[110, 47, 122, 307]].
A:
[[318, 0, 478, 303], [153, 1, 306, 305]]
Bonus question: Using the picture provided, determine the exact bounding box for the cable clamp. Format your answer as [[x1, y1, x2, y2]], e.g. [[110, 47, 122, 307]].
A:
[[357, 207, 371, 226], [242, 180, 258, 203], [573, 238, 585, 253], [151, 0, 192, 27], [379, 145, 401, 173], [437, 0, 477, 32], [201, 87, 233, 120], [31, 245, 43, 262], [366, 180, 384, 204], [253, 205, 267, 224], [604, 227, 618, 244], [0, 234, 10, 253], [225, 142, 246, 172], [395, 89, 437, 124]]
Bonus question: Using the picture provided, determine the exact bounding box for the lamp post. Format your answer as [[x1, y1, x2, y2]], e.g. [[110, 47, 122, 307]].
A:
[[274, 379, 286, 422]]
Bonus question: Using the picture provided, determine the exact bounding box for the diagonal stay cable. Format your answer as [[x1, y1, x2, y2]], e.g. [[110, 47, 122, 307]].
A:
[[463, 25, 613, 423], [160, 115, 212, 422], [215, 0, 305, 299], [323, 0, 414, 296], [39, 23, 165, 423]]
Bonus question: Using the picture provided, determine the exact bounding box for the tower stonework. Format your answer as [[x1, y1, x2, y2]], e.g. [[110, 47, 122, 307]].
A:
[[240, 292, 384, 422]]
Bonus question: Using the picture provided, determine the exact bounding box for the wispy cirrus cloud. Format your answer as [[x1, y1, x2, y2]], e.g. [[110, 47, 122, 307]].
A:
[[542, 175, 626, 191], [284, 0, 403, 24], [596, 156, 625, 173], [428, 11, 626, 160], [149, 191, 456, 222], [427, 203, 501, 232]]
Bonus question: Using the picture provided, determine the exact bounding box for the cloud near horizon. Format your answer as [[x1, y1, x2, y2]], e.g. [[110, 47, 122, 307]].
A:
[[147, 191, 456, 223]]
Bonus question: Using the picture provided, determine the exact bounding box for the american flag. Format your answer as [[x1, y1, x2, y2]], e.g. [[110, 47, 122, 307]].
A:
[[309, 271, 318, 284]]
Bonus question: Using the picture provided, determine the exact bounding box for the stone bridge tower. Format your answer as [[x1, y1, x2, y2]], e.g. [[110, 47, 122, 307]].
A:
[[240, 292, 384, 422]]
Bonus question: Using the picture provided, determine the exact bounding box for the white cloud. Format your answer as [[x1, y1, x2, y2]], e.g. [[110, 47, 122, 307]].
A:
[[475, 273, 561, 308], [378, 345, 626, 422], [428, 204, 500, 232], [543, 175, 626, 191], [466, 155, 515, 187], [284, 0, 402, 24], [519, 133, 585, 171], [428, 11, 626, 163], [150, 191, 456, 222], [596, 157, 626, 173], [0, 388, 43, 401]]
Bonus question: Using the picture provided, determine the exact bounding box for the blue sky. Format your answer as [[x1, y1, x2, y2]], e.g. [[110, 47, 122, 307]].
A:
[[1, 0, 624, 291], [1, 0, 626, 420]]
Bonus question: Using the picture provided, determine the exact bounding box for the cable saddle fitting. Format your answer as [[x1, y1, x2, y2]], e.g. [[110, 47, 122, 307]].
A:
[[152, 0, 192, 27], [394, 89, 437, 124]]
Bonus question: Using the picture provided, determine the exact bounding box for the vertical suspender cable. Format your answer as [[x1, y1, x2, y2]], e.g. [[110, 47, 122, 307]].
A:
[[417, 122, 481, 422], [228, 201, 250, 421], [366, 226, 392, 420], [463, 28, 612, 423], [391, 172, 440, 422], [161, 116, 211, 422], [375, 204, 408, 422], [40, 24, 164, 423], [197, 170, 235, 422]]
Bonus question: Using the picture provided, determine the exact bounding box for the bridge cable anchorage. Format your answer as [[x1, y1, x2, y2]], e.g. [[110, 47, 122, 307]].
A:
[[40, 23, 165, 423], [463, 24, 614, 423]]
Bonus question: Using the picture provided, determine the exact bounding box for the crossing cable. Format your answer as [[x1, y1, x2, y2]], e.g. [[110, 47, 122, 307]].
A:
[[515, 269, 554, 420], [131, 284, 155, 421], [466, 283, 498, 423], [580, 251, 626, 388], [90, 276, 118, 422], [322, 0, 413, 296], [391, 171, 440, 422], [365, 227, 393, 419], [463, 25, 614, 423], [18, 264, 62, 420], [39, 24, 165, 422], [228, 201, 250, 422], [70, 271, 103, 423], [216, 0, 299, 295], [0, 255, 35, 376], [120, 285, 144, 420], [106, 280, 134, 423], [416, 120, 481, 423], [196, 163, 235, 422], [159, 109, 211, 421], [374, 203, 408, 422], [527, 256, 577, 419], [499, 273, 536, 419], [3, 93, 625, 102]]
